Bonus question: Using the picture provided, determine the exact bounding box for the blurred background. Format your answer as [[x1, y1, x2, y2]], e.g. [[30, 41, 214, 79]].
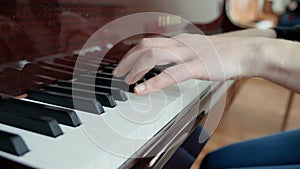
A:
[[193, 0, 300, 168], [227, 0, 300, 28]]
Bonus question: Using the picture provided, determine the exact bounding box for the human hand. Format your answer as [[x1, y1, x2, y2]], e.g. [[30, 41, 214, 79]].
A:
[[113, 33, 259, 95]]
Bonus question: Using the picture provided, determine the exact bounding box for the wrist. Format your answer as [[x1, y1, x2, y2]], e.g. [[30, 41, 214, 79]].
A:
[[219, 28, 277, 38], [251, 38, 300, 93], [245, 37, 272, 78], [251, 38, 287, 80]]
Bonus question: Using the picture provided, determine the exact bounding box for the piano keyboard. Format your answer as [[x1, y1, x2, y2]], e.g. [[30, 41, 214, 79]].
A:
[[0, 50, 223, 169]]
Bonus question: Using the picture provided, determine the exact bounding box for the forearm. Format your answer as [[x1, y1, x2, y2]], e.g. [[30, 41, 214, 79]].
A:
[[218, 28, 277, 38], [254, 38, 300, 93], [220, 28, 300, 93]]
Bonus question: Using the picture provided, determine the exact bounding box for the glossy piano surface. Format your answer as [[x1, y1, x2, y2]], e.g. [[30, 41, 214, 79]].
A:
[[0, 0, 237, 94], [0, 0, 236, 168]]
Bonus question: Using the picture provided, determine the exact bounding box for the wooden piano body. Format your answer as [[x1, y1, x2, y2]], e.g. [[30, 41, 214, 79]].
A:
[[0, 0, 240, 168]]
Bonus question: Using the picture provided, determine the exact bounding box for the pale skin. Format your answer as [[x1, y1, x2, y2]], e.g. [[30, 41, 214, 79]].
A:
[[113, 28, 300, 95]]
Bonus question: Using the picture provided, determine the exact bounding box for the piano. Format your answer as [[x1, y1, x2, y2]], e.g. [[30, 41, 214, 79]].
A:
[[0, 0, 239, 168]]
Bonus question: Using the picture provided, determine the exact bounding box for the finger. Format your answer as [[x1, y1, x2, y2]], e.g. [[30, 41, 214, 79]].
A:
[[125, 68, 152, 84], [113, 37, 181, 76], [123, 50, 154, 84], [113, 49, 147, 77], [115, 44, 198, 79], [122, 50, 157, 84], [123, 48, 167, 84], [134, 62, 197, 95], [125, 37, 182, 58], [118, 38, 181, 66], [123, 46, 198, 84]]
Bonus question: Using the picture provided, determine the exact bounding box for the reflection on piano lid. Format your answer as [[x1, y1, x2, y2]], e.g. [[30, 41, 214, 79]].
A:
[[0, 0, 238, 168]]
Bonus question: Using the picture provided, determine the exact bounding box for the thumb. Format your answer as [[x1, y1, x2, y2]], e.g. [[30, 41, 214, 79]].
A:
[[134, 63, 196, 95]]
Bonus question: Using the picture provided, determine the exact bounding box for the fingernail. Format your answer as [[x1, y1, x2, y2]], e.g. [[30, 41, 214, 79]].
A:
[[112, 68, 118, 75], [124, 75, 132, 84], [135, 84, 146, 93]]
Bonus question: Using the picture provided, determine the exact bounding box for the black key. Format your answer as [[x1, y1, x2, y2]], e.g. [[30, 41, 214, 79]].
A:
[[136, 79, 146, 84], [77, 75, 136, 92], [58, 80, 127, 101], [53, 58, 75, 67], [43, 85, 116, 108], [0, 130, 29, 156], [27, 90, 104, 114], [100, 61, 113, 66], [111, 63, 118, 67], [38, 61, 74, 73], [88, 72, 125, 81], [34, 74, 58, 84], [0, 155, 33, 169], [65, 55, 112, 67], [23, 63, 73, 80], [144, 72, 158, 80], [155, 63, 175, 70], [77, 75, 122, 87], [38, 61, 87, 75], [0, 98, 81, 127], [79, 58, 111, 68], [101, 66, 115, 73], [72, 58, 100, 69], [149, 68, 162, 74], [54, 58, 99, 70], [102, 58, 118, 64], [89, 72, 114, 79], [0, 110, 63, 137]]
